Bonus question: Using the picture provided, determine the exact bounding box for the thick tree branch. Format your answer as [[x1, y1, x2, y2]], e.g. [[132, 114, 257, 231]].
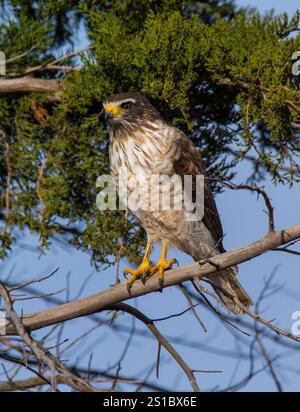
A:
[[2, 224, 300, 336], [0, 46, 92, 97], [0, 76, 61, 94]]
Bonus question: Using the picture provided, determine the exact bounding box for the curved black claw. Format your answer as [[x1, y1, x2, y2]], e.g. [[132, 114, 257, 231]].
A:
[[127, 282, 132, 294], [159, 277, 164, 292]]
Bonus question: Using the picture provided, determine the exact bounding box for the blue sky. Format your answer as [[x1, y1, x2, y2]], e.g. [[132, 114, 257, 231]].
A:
[[238, 0, 299, 16], [2, 0, 300, 392]]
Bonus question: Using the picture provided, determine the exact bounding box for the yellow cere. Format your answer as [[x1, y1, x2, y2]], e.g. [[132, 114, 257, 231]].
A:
[[104, 103, 121, 117]]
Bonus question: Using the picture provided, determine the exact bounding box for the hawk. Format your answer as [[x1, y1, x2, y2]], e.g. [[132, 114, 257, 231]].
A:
[[103, 92, 252, 314]]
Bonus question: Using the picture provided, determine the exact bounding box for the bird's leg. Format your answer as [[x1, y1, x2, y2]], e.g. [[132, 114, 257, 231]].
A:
[[148, 241, 177, 289], [124, 239, 152, 292]]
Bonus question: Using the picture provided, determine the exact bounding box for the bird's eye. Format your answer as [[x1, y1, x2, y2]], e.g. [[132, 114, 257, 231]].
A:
[[121, 101, 133, 111]]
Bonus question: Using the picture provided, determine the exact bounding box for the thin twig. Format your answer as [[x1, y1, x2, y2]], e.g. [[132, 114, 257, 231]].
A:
[[105, 303, 201, 392], [208, 176, 275, 232]]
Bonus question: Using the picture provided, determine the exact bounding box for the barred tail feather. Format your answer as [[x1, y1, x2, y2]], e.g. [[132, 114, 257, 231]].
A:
[[207, 267, 252, 315]]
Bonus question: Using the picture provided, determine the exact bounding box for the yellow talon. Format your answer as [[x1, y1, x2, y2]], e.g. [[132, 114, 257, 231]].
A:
[[124, 239, 153, 292], [149, 257, 177, 289], [124, 239, 177, 292], [124, 259, 152, 290]]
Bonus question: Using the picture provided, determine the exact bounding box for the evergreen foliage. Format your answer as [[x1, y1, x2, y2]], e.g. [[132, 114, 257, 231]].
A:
[[0, 1, 299, 267]]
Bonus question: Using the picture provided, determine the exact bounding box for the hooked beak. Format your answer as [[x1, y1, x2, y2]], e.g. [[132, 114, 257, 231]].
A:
[[104, 110, 113, 120]]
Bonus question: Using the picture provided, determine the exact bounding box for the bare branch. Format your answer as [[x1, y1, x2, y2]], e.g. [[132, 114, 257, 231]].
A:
[[3, 224, 300, 335], [235, 299, 300, 344], [209, 177, 275, 232], [6, 44, 40, 64], [0, 76, 61, 95], [179, 284, 207, 333], [19, 46, 93, 77], [106, 303, 201, 392], [0, 283, 98, 392]]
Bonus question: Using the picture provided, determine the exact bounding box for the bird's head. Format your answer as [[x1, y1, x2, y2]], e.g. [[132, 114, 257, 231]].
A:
[[103, 92, 161, 130]]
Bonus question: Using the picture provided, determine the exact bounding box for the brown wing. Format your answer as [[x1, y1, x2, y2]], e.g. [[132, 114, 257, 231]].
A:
[[173, 129, 225, 253]]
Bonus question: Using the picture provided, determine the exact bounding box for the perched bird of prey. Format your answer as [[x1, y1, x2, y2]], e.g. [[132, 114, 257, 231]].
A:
[[103, 92, 252, 314]]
